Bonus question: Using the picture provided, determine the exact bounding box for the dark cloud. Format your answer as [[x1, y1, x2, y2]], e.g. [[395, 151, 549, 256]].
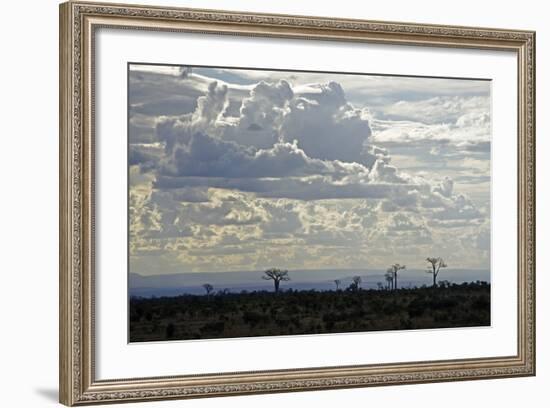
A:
[[161, 133, 349, 179], [130, 95, 197, 117], [129, 70, 204, 117], [129, 145, 159, 166], [154, 174, 422, 201]]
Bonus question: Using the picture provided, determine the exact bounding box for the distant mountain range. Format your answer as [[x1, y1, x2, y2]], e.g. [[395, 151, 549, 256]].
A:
[[129, 268, 490, 298]]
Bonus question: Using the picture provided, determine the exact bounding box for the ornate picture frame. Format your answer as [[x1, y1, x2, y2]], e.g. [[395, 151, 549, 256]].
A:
[[59, 1, 535, 405]]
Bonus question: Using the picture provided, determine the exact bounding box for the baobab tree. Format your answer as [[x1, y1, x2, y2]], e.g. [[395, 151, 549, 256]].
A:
[[334, 279, 341, 291], [262, 268, 290, 293], [202, 283, 214, 297], [426, 257, 448, 287], [389, 263, 406, 290], [385, 268, 394, 290]]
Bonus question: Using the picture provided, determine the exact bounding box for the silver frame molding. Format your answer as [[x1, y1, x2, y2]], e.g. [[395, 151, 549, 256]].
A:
[[59, 1, 536, 405]]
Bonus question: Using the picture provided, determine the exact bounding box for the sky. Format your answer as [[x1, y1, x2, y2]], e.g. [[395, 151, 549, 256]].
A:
[[128, 64, 491, 276]]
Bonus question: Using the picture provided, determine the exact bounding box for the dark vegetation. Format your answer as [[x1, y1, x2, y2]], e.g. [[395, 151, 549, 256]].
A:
[[129, 281, 491, 342]]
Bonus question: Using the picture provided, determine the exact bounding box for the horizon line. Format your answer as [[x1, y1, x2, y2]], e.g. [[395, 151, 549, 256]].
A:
[[131, 267, 491, 277]]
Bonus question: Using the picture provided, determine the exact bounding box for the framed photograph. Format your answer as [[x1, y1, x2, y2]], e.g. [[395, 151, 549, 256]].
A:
[[59, 1, 536, 405]]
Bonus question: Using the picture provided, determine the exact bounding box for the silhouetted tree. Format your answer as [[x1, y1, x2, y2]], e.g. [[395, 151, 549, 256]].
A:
[[348, 276, 362, 291], [334, 279, 341, 290], [426, 257, 448, 288], [377, 282, 384, 290], [262, 268, 290, 293], [389, 263, 406, 290], [202, 283, 214, 297], [385, 269, 394, 290]]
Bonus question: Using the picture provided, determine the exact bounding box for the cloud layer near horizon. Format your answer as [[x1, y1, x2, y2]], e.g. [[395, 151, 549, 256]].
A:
[[129, 65, 491, 275]]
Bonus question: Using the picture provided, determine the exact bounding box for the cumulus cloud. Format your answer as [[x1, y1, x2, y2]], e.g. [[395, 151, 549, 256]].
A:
[[193, 81, 229, 126], [368, 159, 410, 184], [152, 80, 228, 154], [281, 81, 373, 164], [147, 75, 486, 216], [221, 80, 294, 149], [240, 80, 293, 130], [148, 77, 418, 200], [160, 132, 370, 180], [128, 65, 491, 272]]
